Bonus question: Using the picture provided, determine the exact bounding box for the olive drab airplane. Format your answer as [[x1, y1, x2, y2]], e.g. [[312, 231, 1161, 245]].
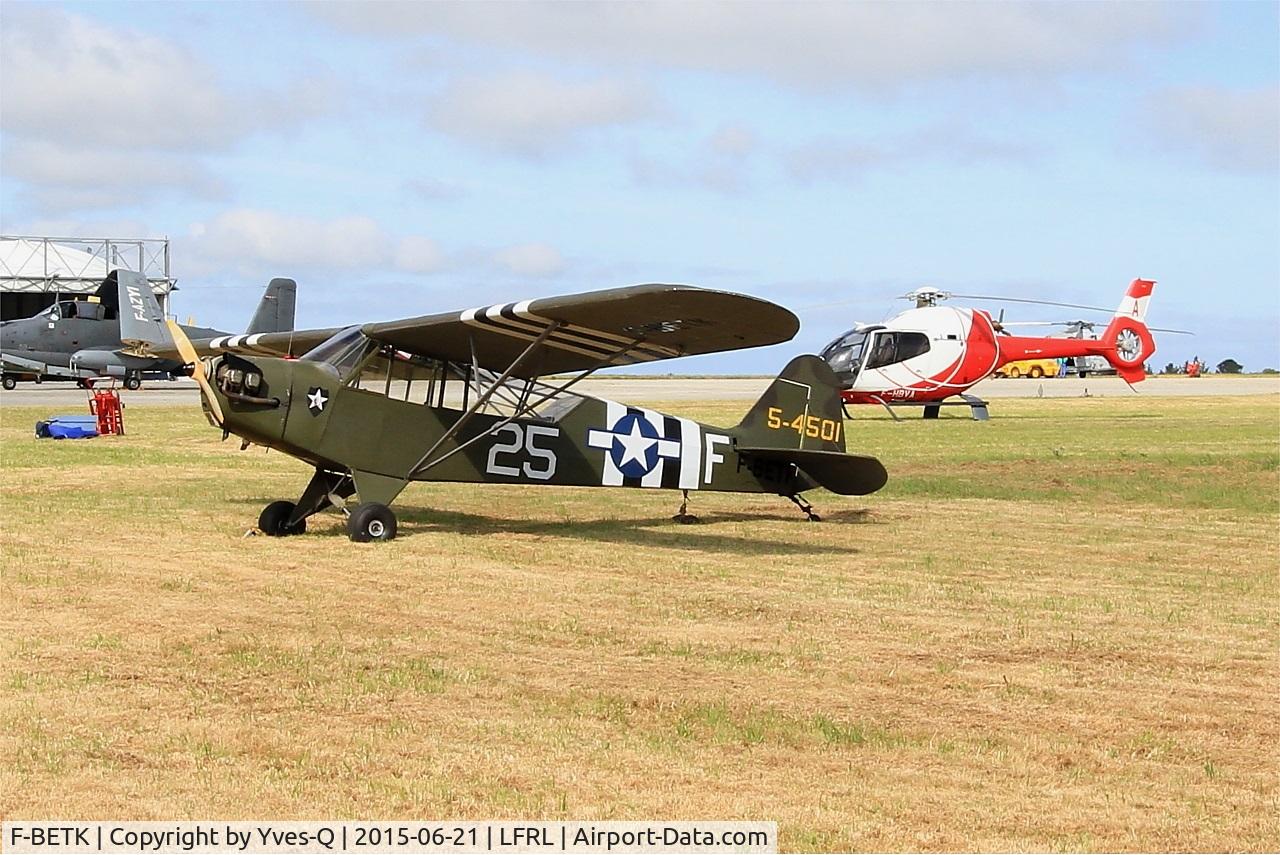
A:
[[133, 274, 887, 541], [0, 270, 296, 390], [819, 278, 1181, 419]]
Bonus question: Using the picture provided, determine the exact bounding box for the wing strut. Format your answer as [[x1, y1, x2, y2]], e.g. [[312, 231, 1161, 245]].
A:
[[404, 322, 561, 478], [408, 332, 645, 478]]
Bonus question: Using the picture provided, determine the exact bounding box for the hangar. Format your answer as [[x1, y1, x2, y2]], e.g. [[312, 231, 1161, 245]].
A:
[[0, 235, 175, 321]]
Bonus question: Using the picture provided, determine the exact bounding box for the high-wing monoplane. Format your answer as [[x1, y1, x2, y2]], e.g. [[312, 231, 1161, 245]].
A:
[[146, 282, 887, 541], [819, 278, 1183, 419], [0, 271, 296, 389]]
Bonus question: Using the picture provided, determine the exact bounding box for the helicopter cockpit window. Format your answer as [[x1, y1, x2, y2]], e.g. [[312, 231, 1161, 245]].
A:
[[820, 330, 869, 375], [864, 332, 931, 370]]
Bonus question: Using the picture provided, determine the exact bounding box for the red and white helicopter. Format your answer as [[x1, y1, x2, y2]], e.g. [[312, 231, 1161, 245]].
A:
[[819, 278, 1170, 419]]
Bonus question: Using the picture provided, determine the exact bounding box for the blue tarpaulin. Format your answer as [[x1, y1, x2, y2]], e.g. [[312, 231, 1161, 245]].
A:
[[35, 415, 99, 439]]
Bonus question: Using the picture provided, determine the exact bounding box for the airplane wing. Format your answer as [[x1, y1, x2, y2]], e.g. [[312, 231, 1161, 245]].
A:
[[152, 284, 799, 375], [364, 284, 799, 376]]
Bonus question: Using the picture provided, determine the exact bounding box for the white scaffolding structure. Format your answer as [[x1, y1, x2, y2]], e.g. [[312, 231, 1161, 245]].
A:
[[0, 235, 175, 315]]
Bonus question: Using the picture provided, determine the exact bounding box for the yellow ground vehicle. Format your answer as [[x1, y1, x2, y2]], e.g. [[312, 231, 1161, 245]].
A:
[[994, 357, 1060, 379]]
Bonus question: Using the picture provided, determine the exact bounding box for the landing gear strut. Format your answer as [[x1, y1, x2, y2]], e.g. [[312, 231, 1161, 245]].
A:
[[787, 493, 822, 522], [257, 468, 356, 537], [672, 489, 700, 524]]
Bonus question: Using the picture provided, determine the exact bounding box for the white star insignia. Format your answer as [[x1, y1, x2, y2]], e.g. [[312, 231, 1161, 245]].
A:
[[613, 419, 656, 468], [307, 388, 328, 412]]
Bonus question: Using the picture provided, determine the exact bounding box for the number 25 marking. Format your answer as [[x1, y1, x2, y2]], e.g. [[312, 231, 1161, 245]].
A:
[[486, 424, 559, 480]]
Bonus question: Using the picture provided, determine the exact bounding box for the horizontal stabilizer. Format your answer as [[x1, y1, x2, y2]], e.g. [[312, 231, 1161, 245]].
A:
[[737, 447, 888, 496]]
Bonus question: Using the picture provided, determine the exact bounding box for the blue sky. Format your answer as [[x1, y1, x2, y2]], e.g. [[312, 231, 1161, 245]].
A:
[[2, 1, 1276, 372]]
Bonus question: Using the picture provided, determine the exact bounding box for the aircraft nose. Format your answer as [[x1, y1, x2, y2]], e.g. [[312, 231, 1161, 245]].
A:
[[208, 354, 293, 447]]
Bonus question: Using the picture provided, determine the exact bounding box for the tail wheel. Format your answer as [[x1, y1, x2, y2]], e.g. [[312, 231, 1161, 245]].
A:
[[1029, 366, 1044, 378], [348, 502, 397, 542], [259, 501, 307, 536]]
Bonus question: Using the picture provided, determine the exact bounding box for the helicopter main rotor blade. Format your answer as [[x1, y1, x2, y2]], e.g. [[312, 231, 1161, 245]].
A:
[[949, 293, 1115, 313], [994, 321, 1063, 327]]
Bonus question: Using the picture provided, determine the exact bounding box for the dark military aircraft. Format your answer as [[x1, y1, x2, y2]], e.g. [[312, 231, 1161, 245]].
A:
[[0, 271, 296, 390], [145, 280, 887, 541]]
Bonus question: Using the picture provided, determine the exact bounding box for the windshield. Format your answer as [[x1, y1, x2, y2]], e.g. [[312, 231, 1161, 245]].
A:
[[821, 329, 869, 377], [301, 326, 375, 376]]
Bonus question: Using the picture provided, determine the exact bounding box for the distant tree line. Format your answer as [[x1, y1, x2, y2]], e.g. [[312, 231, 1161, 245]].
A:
[[1157, 358, 1275, 375]]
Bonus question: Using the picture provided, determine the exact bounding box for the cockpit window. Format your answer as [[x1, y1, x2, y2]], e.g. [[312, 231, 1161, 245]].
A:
[[821, 329, 870, 377], [864, 332, 931, 369], [301, 326, 375, 376]]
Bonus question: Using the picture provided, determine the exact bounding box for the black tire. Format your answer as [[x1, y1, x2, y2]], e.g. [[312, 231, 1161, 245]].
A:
[[259, 500, 306, 536], [1, 375, 16, 391], [347, 502, 397, 542], [124, 375, 141, 391], [1078, 370, 1088, 379]]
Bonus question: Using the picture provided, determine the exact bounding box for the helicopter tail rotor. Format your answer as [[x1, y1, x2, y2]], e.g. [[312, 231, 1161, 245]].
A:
[[1099, 279, 1158, 383]]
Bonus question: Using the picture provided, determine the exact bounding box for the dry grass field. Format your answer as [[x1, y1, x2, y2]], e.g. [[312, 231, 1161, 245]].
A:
[[1, 394, 1276, 851]]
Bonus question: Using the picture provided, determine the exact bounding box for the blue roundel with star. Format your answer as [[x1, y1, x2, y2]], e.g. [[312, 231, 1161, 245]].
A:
[[607, 412, 662, 478]]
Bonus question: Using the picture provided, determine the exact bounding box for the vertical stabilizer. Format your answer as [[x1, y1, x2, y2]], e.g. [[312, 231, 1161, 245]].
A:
[[246, 278, 297, 334], [736, 355, 847, 452]]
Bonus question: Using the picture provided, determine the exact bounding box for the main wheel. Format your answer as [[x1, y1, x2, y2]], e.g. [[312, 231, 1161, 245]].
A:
[[347, 502, 397, 542], [1, 375, 16, 391], [1029, 366, 1044, 378], [259, 500, 306, 536], [124, 375, 142, 390]]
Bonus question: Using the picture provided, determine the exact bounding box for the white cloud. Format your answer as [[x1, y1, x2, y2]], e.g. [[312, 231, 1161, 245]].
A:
[[182, 209, 457, 279], [495, 242, 565, 277], [0, 8, 333, 219], [188, 209, 392, 272], [394, 235, 445, 273], [427, 71, 655, 156], [315, 2, 1194, 90], [1, 140, 228, 213], [631, 124, 758, 194], [1148, 85, 1280, 172], [2, 8, 244, 150], [785, 123, 1039, 183]]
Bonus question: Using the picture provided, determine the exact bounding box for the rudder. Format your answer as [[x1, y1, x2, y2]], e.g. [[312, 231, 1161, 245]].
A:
[[736, 355, 847, 452]]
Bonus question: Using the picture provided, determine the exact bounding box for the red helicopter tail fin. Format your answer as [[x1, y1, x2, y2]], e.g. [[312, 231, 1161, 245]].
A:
[[1100, 278, 1157, 383]]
